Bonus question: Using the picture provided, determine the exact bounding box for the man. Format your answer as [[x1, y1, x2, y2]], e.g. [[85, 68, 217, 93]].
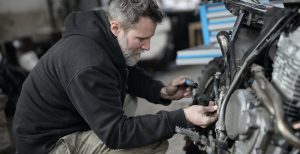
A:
[[13, 0, 218, 153]]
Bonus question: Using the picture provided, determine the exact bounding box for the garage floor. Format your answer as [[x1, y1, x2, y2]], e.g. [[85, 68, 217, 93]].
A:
[[135, 64, 203, 154]]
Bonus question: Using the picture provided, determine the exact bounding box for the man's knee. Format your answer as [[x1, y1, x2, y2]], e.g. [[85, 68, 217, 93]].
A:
[[151, 140, 169, 154], [50, 130, 169, 154], [50, 130, 109, 154], [109, 140, 169, 154]]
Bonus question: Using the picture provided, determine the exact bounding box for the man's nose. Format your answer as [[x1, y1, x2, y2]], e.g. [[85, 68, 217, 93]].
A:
[[141, 39, 150, 51]]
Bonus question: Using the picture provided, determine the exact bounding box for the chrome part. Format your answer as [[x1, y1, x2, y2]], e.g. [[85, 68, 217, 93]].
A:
[[217, 31, 230, 56], [252, 64, 300, 148]]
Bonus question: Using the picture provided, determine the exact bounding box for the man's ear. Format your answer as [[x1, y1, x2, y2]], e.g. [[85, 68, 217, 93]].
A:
[[110, 20, 121, 37]]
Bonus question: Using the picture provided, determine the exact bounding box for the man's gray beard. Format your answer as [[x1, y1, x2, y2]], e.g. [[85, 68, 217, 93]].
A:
[[118, 35, 144, 66]]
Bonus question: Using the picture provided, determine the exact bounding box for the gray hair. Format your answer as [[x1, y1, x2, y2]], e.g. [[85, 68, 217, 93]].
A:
[[108, 0, 164, 30]]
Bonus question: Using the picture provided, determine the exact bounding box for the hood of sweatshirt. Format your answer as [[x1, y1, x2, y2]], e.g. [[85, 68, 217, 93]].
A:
[[62, 10, 126, 69]]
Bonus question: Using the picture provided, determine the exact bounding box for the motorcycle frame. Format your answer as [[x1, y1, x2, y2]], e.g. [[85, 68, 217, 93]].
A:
[[214, 0, 300, 151]]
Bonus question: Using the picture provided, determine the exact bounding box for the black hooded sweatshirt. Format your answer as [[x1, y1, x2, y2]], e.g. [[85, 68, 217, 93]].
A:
[[13, 10, 186, 153]]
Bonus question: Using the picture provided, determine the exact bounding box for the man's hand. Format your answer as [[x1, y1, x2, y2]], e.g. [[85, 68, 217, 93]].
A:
[[160, 76, 193, 100], [183, 101, 218, 128]]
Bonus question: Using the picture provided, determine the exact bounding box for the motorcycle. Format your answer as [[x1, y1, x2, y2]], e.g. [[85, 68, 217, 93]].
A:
[[176, 0, 300, 153]]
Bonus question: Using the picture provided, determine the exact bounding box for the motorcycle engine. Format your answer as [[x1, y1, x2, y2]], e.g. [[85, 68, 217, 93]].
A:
[[272, 27, 300, 122], [224, 89, 274, 153], [224, 28, 300, 153]]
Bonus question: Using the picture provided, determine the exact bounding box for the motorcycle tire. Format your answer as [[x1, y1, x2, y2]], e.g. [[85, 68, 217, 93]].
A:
[[195, 57, 224, 105], [184, 57, 224, 154]]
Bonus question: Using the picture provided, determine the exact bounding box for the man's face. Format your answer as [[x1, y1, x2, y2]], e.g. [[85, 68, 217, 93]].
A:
[[117, 17, 157, 66]]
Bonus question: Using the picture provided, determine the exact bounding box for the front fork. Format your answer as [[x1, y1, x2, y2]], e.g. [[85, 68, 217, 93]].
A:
[[191, 71, 224, 153], [179, 29, 232, 153]]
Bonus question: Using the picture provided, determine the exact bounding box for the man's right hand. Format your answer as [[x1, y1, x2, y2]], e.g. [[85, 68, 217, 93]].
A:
[[183, 101, 218, 128]]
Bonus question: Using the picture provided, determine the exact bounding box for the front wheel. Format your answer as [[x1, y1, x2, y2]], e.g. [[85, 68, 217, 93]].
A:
[[184, 57, 224, 154], [194, 57, 224, 106]]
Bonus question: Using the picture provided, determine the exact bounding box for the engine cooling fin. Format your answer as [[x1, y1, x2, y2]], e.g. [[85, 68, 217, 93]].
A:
[[272, 27, 300, 121]]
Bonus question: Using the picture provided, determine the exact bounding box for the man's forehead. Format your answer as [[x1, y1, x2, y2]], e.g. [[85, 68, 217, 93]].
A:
[[127, 17, 157, 37]]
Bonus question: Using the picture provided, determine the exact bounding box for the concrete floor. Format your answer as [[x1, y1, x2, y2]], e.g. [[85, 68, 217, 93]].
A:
[[135, 64, 203, 154]]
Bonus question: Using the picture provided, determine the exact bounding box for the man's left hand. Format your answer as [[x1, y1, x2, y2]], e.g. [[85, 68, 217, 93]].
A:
[[160, 76, 193, 100]]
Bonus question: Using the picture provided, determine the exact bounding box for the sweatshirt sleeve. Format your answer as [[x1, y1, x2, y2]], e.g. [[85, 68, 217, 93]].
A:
[[66, 66, 186, 149], [126, 66, 171, 105]]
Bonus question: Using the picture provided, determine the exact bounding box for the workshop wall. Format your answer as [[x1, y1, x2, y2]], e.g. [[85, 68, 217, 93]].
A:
[[0, 0, 47, 13], [0, 0, 104, 43], [0, 0, 53, 42]]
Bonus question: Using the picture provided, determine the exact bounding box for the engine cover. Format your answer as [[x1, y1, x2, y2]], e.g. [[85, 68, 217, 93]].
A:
[[225, 89, 274, 153]]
